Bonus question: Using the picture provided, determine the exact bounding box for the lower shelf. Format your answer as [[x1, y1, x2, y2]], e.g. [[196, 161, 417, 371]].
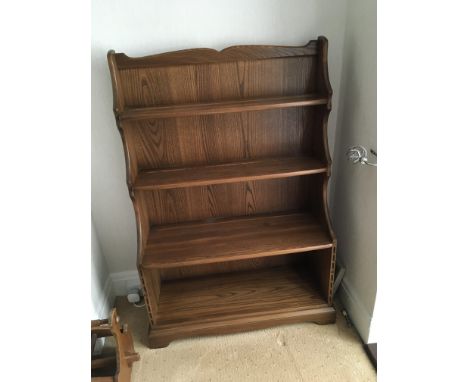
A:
[[143, 212, 333, 268], [149, 265, 335, 348]]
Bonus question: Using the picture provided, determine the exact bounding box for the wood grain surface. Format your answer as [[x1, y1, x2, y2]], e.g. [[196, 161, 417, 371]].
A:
[[117, 56, 317, 107], [138, 177, 314, 226], [156, 265, 329, 325], [157, 252, 309, 281], [134, 156, 326, 190], [119, 94, 327, 120], [113, 41, 318, 69], [123, 107, 321, 171], [148, 264, 335, 348], [142, 212, 333, 268]]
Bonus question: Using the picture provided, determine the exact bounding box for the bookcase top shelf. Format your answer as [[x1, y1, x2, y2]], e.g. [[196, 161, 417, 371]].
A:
[[117, 94, 328, 121]]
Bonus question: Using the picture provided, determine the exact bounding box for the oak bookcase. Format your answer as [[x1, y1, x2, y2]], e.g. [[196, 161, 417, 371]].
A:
[[108, 37, 337, 348]]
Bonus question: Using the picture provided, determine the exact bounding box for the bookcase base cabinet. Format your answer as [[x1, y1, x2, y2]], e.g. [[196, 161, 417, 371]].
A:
[[108, 37, 337, 349], [143, 249, 337, 348]]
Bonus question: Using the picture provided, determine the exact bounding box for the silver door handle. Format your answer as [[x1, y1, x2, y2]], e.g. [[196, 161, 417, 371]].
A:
[[346, 145, 377, 167]]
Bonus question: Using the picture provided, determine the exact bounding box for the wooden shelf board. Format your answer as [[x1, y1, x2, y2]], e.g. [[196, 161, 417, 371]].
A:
[[134, 157, 327, 190], [119, 94, 328, 120], [155, 265, 330, 328], [142, 212, 333, 268]]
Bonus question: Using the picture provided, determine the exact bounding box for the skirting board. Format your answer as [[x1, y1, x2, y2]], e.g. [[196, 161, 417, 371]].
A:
[[110, 270, 141, 296], [338, 279, 374, 343]]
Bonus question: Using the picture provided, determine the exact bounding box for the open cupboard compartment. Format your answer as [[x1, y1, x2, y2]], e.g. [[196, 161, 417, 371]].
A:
[[145, 249, 335, 347], [108, 37, 337, 348]]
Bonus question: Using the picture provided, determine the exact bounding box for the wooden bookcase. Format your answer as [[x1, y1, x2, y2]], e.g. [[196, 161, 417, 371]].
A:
[[108, 37, 337, 349]]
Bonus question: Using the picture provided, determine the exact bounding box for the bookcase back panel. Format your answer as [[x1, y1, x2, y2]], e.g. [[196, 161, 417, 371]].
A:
[[119, 56, 318, 107], [138, 177, 312, 226], [124, 108, 318, 170], [159, 252, 310, 281]]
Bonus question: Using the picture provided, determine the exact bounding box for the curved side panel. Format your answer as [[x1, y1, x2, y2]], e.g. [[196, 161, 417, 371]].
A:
[[316, 38, 336, 304], [116, 124, 138, 188], [315, 37, 335, 241], [108, 52, 157, 324], [321, 176, 336, 244], [322, 177, 337, 304], [317, 36, 336, 241], [107, 51, 125, 112], [320, 110, 336, 305], [108, 52, 137, 187], [116, 126, 157, 324], [317, 108, 333, 174], [317, 36, 333, 109]]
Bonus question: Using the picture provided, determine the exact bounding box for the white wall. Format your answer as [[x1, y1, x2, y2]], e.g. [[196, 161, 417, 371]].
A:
[[91, 216, 114, 319], [91, 0, 349, 274], [330, 0, 377, 342]]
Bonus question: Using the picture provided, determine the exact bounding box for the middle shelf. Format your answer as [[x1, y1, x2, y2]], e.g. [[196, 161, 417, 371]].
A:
[[142, 212, 333, 268], [134, 156, 327, 190]]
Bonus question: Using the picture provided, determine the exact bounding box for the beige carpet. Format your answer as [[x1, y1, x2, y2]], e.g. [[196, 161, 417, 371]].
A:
[[113, 297, 376, 382]]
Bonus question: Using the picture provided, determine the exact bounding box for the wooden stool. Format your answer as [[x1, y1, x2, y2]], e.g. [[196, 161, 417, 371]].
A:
[[91, 309, 139, 382]]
